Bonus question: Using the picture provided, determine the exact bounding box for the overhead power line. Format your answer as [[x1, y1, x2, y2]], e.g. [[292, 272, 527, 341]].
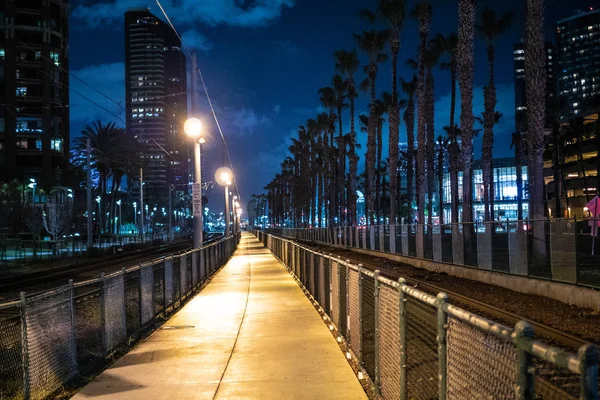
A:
[[155, 0, 243, 205]]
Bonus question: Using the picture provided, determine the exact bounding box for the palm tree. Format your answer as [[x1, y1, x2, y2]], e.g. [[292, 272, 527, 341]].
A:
[[361, 0, 406, 224], [355, 29, 389, 224], [75, 121, 134, 235], [524, 0, 546, 264], [413, 0, 432, 227], [334, 49, 361, 226], [477, 7, 515, 222], [458, 0, 477, 258], [401, 75, 418, 219]]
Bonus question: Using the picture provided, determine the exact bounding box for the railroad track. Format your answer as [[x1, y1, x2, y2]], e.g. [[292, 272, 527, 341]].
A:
[[290, 238, 589, 400], [0, 233, 222, 298]]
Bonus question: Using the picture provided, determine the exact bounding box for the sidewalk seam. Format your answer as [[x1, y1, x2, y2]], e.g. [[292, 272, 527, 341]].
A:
[[211, 235, 252, 400]]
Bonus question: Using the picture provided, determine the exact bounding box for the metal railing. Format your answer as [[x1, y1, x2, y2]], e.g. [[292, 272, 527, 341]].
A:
[[268, 219, 600, 288], [0, 233, 240, 400], [254, 230, 599, 400], [0, 232, 192, 262]]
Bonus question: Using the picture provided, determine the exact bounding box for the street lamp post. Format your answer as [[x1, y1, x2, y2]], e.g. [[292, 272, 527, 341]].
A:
[[95, 196, 101, 239], [185, 117, 204, 248], [133, 202, 138, 238], [116, 200, 122, 238], [28, 178, 36, 204], [140, 168, 144, 243], [215, 167, 233, 237], [233, 200, 241, 233]]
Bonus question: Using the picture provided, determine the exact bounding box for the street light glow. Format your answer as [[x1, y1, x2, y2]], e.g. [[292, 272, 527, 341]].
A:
[[215, 167, 233, 186], [184, 117, 203, 138]]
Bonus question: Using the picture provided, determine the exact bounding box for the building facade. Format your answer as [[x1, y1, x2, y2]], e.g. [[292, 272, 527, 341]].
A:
[[441, 158, 529, 223], [556, 8, 600, 120], [0, 0, 70, 188], [124, 8, 188, 205]]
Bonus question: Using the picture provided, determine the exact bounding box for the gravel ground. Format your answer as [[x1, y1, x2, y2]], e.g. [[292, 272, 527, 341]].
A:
[[302, 241, 600, 346]]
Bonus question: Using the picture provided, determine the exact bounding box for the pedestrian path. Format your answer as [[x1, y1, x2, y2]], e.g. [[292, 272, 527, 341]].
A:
[[73, 232, 367, 399]]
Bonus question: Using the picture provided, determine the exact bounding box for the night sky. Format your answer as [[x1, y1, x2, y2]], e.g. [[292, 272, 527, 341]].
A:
[[68, 0, 598, 214]]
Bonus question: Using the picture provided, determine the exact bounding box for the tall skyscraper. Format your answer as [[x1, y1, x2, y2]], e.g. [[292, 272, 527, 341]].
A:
[[0, 0, 70, 188], [124, 8, 188, 205], [556, 8, 600, 120], [513, 41, 557, 130]]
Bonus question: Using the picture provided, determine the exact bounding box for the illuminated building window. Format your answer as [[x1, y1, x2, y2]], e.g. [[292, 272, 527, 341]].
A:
[[16, 87, 27, 96], [51, 138, 63, 152], [50, 52, 60, 66]]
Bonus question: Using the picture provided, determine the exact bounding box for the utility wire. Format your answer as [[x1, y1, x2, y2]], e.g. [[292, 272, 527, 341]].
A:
[[11, 59, 126, 124], [155, 0, 243, 206], [14, 38, 124, 109]]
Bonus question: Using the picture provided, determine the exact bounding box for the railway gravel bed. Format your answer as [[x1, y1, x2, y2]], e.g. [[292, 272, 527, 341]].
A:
[[297, 240, 600, 346]]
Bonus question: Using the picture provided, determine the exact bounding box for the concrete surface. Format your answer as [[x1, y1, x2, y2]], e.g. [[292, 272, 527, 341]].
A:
[[73, 232, 366, 400]]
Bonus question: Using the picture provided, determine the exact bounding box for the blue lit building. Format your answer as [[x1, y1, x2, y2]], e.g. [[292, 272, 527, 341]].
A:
[[441, 157, 529, 222]]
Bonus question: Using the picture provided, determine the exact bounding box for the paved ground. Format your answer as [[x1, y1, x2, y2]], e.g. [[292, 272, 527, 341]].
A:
[[73, 232, 366, 400]]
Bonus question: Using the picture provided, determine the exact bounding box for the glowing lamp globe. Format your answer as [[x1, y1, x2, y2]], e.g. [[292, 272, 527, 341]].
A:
[[215, 167, 233, 186], [184, 118, 203, 138]]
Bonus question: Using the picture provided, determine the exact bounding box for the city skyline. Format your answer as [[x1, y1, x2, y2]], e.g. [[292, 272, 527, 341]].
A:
[[66, 0, 600, 204]]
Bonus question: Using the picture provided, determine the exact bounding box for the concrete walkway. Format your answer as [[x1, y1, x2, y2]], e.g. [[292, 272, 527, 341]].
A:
[[73, 232, 367, 400]]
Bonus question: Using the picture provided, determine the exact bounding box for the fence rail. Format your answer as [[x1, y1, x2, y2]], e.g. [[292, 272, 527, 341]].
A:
[[254, 229, 598, 400], [0, 232, 193, 262], [268, 219, 600, 288], [0, 233, 240, 400]]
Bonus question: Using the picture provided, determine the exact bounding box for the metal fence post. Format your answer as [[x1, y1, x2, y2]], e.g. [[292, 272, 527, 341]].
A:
[[579, 344, 599, 400], [373, 270, 381, 396], [20, 291, 30, 400], [436, 292, 448, 400], [358, 265, 364, 366], [346, 263, 351, 342], [398, 278, 407, 400], [515, 321, 535, 400]]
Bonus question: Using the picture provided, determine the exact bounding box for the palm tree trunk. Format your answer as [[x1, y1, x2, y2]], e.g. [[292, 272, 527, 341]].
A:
[[426, 70, 435, 225], [450, 61, 457, 129], [376, 120, 383, 221], [367, 73, 378, 225], [482, 43, 497, 222], [337, 108, 345, 225], [525, 0, 547, 264], [551, 125, 564, 218], [417, 25, 429, 226], [349, 86, 357, 226], [458, 0, 476, 261], [458, 0, 476, 224], [438, 147, 445, 225], [406, 101, 415, 221], [389, 104, 400, 224], [449, 143, 459, 223], [389, 47, 399, 224]]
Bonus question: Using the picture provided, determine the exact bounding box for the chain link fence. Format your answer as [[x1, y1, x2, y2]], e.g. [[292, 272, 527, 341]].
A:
[[271, 219, 600, 289], [257, 230, 599, 400], [0, 234, 240, 400]]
